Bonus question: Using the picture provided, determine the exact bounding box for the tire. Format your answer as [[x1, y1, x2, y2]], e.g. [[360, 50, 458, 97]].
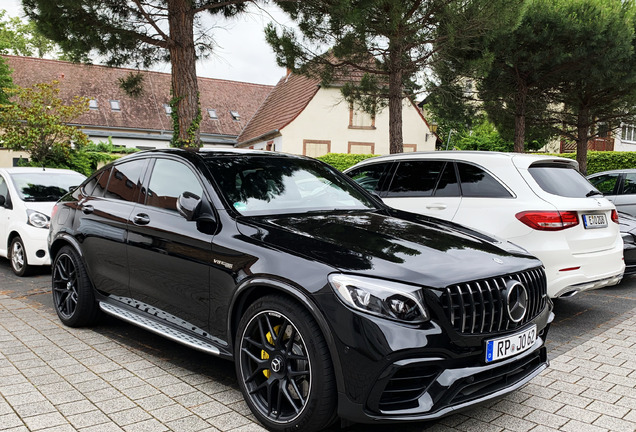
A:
[[235, 295, 337, 432], [51, 246, 101, 327], [9, 237, 30, 277]]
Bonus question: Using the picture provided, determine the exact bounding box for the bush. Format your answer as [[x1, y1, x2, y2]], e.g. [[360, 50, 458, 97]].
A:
[[317, 153, 379, 171], [544, 151, 636, 174]]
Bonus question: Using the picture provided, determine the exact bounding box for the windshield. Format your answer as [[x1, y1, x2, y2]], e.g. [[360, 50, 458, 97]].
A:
[[205, 155, 377, 216], [528, 164, 597, 198], [10, 171, 86, 202]]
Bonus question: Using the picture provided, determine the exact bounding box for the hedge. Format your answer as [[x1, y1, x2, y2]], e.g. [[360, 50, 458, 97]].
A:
[[317, 153, 379, 171], [317, 151, 636, 174], [547, 151, 636, 175]]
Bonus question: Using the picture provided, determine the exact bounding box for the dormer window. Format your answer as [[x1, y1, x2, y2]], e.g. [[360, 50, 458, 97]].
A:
[[110, 100, 121, 111], [230, 110, 240, 121], [208, 109, 218, 119], [164, 104, 172, 115], [89, 99, 98, 110]]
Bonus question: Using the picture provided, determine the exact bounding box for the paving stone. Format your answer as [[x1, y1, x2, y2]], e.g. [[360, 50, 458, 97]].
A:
[[587, 400, 631, 419], [22, 412, 68, 431], [208, 411, 252, 430], [165, 414, 212, 432], [67, 409, 111, 428], [150, 403, 192, 423], [108, 407, 153, 427], [524, 410, 569, 429], [491, 413, 537, 432], [57, 400, 98, 416], [522, 396, 565, 414], [122, 418, 169, 432], [554, 405, 601, 423], [189, 400, 232, 419], [593, 414, 636, 432]]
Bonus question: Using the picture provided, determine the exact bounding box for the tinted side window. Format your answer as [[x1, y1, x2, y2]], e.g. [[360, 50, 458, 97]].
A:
[[386, 160, 446, 197], [588, 173, 620, 195], [104, 160, 146, 202], [0, 175, 7, 198], [91, 168, 110, 198], [458, 162, 512, 198], [347, 163, 390, 193], [82, 170, 104, 197], [434, 162, 460, 197], [622, 173, 636, 195], [146, 159, 203, 211]]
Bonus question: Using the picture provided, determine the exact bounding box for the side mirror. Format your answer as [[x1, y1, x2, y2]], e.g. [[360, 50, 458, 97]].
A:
[[177, 191, 201, 221]]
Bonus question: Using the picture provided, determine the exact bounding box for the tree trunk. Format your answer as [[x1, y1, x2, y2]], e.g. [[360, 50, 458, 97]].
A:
[[513, 78, 527, 153], [576, 107, 590, 175], [168, 0, 200, 148], [388, 50, 404, 154]]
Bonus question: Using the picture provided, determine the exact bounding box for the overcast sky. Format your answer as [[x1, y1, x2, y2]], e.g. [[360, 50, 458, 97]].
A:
[[2, 0, 288, 85]]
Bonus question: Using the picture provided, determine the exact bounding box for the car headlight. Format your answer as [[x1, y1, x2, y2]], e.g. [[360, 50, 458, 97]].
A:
[[27, 209, 50, 229], [329, 274, 429, 323]]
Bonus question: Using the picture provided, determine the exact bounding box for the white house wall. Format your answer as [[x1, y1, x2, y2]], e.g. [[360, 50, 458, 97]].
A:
[[278, 87, 434, 155]]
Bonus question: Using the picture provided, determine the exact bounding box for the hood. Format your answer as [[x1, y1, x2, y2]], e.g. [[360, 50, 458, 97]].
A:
[[22, 201, 56, 216], [237, 210, 541, 288]]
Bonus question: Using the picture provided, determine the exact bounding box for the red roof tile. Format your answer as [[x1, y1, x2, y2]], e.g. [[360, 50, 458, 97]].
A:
[[3, 55, 273, 138], [238, 72, 320, 145]]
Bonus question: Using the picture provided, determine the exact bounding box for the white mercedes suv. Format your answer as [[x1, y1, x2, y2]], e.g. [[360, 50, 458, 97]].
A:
[[345, 151, 624, 298]]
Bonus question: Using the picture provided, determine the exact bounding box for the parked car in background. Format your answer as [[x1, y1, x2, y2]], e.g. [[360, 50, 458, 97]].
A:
[[48, 149, 553, 431], [0, 167, 86, 276], [618, 211, 636, 275], [587, 169, 636, 217], [345, 151, 624, 299]]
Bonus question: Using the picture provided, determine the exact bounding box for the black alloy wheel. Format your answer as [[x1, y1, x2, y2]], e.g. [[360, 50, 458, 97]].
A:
[[236, 295, 336, 432], [52, 246, 100, 327], [9, 237, 29, 276]]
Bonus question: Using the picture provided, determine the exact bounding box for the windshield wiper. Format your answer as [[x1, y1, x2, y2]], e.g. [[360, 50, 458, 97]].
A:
[[586, 190, 603, 197]]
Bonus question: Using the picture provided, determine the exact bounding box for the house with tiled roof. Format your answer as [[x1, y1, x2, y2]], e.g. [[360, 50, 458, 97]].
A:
[[2, 55, 273, 149], [237, 70, 437, 156]]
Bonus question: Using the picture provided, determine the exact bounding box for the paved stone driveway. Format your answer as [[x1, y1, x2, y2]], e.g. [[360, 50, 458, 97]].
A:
[[0, 291, 634, 431]]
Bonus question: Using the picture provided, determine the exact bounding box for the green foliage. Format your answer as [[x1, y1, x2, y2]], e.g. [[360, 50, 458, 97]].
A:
[[548, 151, 636, 175], [317, 153, 378, 171], [18, 138, 137, 176], [269, 0, 522, 153], [0, 10, 58, 57], [118, 72, 145, 98], [0, 80, 90, 165], [453, 118, 513, 152], [0, 56, 13, 105], [169, 93, 202, 148]]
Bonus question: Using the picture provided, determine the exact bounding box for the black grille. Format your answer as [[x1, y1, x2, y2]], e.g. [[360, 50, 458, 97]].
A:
[[378, 365, 439, 411], [441, 267, 547, 334]]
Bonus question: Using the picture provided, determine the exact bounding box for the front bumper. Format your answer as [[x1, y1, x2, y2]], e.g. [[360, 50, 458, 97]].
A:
[[319, 290, 553, 424], [16, 224, 51, 266], [339, 341, 548, 423]]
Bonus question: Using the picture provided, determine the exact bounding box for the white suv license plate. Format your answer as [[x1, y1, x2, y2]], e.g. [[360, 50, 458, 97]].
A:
[[485, 325, 537, 363], [583, 213, 607, 229]]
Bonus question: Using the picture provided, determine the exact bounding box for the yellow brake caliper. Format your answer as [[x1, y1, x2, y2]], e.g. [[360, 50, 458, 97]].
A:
[[261, 325, 280, 378]]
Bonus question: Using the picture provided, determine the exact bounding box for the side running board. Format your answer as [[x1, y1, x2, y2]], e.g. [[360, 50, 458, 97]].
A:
[[99, 301, 221, 356]]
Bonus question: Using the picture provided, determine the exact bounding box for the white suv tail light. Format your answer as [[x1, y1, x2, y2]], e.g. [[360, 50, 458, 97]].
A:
[[516, 211, 579, 231]]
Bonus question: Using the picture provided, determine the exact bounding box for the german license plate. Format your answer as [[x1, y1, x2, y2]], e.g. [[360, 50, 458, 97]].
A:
[[485, 325, 537, 363], [583, 213, 607, 229]]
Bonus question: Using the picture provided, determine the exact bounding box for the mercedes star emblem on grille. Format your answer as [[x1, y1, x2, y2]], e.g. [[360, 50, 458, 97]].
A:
[[505, 280, 529, 323]]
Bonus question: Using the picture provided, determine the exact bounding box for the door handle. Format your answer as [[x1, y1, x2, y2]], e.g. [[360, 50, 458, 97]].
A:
[[133, 213, 150, 225], [81, 204, 94, 214], [426, 203, 447, 210]]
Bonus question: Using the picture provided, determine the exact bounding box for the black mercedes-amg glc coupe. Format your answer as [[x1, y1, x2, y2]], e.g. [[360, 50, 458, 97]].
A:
[[48, 149, 553, 431]]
